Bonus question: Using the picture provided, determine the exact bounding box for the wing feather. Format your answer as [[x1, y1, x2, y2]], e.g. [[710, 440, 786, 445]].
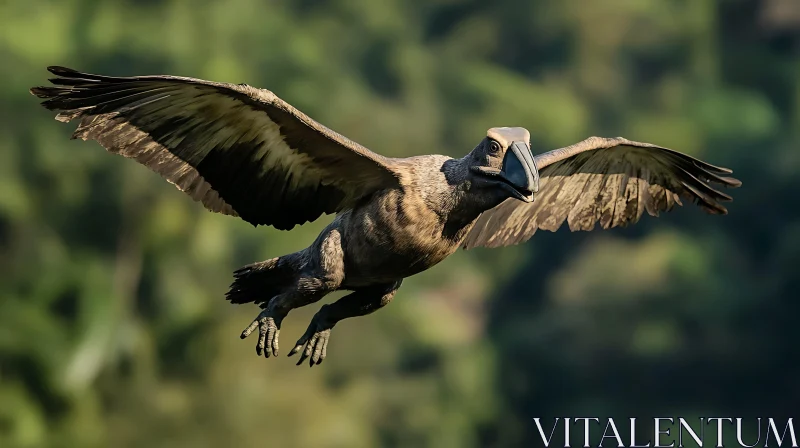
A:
[[463, 137, 741, 249], [31, 66, 401, 230]]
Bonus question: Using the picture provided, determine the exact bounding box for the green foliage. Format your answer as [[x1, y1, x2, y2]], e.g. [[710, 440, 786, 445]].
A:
[[0, 0, 797, 447]]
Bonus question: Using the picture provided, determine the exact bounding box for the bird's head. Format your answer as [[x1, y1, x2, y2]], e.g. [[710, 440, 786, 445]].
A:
[[468, 127, 539, 203]]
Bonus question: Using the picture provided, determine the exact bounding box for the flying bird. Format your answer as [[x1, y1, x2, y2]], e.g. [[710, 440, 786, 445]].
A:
[[31, 66, 741, 366]]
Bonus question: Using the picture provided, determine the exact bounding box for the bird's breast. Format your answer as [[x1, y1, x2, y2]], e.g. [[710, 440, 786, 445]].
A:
[[342, 189, 463, 281]]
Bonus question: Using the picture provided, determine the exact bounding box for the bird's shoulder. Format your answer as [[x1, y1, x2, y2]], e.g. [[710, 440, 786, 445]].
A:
[[390, 154, 456, 181]]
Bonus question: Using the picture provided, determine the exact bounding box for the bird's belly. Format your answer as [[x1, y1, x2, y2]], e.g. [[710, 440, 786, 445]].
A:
[[340, 205, 460, 287], [342, 245, 454, 288], [342, 236, 456, 286]]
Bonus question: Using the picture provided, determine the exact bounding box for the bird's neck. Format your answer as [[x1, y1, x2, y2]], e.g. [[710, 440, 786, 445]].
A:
[[437, 157, 506, 239]]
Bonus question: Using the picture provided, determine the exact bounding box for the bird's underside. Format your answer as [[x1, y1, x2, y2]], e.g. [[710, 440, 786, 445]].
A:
[[31, 66, 741, 366]]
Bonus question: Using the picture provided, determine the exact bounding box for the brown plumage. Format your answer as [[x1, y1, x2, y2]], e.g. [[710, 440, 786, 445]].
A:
[[31, 66, 399, 230], [464, 137, 742, 248], [31, 67, 741, 366]]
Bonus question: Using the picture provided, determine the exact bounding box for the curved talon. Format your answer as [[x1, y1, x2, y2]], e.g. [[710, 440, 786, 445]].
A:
[[240, 310, 282, 358], [288, 326, 313, 357], [288, 341, 307, 358], [297, 334, 315, 366]]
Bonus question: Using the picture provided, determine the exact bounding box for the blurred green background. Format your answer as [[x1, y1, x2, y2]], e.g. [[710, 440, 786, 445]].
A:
[[0, 0, 798, 447]]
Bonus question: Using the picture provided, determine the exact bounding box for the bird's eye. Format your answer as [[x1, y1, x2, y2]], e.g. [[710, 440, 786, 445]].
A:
[[489, 141, 501, 154]]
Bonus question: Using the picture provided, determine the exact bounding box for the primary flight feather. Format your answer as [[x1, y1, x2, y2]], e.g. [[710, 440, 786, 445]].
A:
[[31, 66, 740, 366], [32, 66, 400, 230]]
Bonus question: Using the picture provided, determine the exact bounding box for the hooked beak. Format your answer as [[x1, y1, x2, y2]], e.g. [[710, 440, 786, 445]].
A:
[[473, 141, 540, 202], [502, 141, 539, 200]]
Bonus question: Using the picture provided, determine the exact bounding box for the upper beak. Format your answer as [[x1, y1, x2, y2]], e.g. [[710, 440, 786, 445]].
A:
[[500, 141, 539, 201]]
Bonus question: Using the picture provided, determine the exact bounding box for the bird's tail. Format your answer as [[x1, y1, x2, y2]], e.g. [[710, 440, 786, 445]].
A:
[[225, 256, 298, 305]]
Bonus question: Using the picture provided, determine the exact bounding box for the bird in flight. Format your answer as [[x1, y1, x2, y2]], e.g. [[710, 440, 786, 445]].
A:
[[31, 66, 741, 366]]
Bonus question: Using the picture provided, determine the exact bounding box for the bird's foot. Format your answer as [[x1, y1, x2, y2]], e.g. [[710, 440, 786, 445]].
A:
[[240, 308, 284, 358], [288, 309, 335, 367]]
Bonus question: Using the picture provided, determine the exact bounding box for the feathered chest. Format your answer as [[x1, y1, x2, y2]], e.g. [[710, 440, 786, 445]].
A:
[[341, 188, 467, 279]]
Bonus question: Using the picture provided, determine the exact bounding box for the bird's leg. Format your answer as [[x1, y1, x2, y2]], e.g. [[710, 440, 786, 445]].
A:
[[240, 293, 295, 358], [240, 227, 345, 360], [289, 280, 402, 366]]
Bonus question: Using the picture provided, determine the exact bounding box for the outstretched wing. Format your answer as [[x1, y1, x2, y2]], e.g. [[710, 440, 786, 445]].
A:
[[31, 66, 401, 230], [463, 136, 741, 249]]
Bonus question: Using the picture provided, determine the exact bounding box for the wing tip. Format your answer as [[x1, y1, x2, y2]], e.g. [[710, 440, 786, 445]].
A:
[[29, 86, 49, 98], [702, 202, 729, 215], [720, 176, 742, 188], [696, 160, 733, 175], [32, 67, 84, 100], [47, 65, 79, 76]]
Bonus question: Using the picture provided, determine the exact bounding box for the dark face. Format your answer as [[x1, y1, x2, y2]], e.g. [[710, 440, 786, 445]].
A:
[[469, 137, 540, 203]]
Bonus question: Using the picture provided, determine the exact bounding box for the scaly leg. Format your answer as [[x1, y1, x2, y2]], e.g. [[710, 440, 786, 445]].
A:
[[239, 226, 346, 359], [240, 293, 295, 358], [289, 280, 402, 366]]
